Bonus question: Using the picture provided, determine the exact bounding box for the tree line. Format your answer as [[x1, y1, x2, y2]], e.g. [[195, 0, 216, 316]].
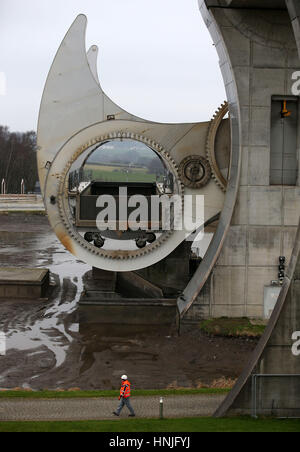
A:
[[88, 146, 165, 176], [0, 126, 38, 194]]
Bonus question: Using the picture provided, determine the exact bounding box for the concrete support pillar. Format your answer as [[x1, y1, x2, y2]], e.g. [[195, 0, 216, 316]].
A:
[[92, 267, 117, 292], [286, 0, 300, 55], [197, 0, 300, 320], [203, 0, 300, 417]]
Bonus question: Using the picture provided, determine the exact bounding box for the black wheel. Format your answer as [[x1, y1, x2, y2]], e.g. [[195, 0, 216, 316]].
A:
[[94, 237, 105, 248], [146, 233, 156, 244], [136, 238, 147, 249], [84, 232, 93, 243]]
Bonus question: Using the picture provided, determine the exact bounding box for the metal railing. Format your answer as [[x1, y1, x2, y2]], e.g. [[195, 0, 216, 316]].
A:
[[251, 374, 300, 419]]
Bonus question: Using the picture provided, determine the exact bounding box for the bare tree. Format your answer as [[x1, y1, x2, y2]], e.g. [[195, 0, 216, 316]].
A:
[[0, 126, 37, 194]]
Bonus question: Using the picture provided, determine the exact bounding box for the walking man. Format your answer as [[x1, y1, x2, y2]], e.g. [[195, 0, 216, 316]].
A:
[[113, 374, 136, 417]]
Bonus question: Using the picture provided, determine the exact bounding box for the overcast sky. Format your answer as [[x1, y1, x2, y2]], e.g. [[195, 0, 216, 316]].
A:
[[0, 0, 226, 132]]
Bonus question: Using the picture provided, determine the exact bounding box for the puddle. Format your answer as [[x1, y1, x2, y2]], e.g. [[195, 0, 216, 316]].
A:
[[0, 218, 90, 369]]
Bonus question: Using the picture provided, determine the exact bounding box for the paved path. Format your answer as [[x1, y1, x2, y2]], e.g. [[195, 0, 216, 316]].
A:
[[0, 395, 225, 421], [0, 195, 45, 212]]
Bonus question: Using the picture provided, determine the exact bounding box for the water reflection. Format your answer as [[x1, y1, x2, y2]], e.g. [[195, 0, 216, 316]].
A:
[[0, 215, 175, 389], [0, 215, 90, 370]]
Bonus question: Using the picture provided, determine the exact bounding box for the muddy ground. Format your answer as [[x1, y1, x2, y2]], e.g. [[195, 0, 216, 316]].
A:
[[0, 213, 258, 390]]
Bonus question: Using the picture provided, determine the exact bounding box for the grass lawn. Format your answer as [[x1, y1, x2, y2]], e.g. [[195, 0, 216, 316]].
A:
[[0, 210, 46, 215], [85, 165, 158, 183], [0, 388, 230, 399], [0, 417, 299, 432], [199, 317, 266, 338]]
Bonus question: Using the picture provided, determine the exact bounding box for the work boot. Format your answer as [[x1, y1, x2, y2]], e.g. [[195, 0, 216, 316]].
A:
[[113, 412, 119, 417], [129, 414, 136, 417]]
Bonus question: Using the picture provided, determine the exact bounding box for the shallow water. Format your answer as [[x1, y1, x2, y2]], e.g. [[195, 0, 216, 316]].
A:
[[0, 217, 90, 369]]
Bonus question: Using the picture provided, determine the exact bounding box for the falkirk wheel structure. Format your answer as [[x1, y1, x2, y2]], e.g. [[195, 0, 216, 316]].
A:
[[37, 0, 300, 417]]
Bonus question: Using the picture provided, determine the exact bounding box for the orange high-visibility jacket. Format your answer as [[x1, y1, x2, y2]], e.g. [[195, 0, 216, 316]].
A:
[[120, 380, 131, 398]]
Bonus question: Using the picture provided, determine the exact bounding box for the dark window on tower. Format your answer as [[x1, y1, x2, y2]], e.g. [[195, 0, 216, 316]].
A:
[[270, 96, 298, 186]]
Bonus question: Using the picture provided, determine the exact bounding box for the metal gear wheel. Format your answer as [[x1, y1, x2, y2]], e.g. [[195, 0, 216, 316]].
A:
[[206, 101, 229, 193], [179, 155, 212, 189]]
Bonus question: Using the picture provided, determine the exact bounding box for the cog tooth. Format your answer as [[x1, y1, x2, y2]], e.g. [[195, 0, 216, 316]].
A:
[[206, 101, 229, 193]]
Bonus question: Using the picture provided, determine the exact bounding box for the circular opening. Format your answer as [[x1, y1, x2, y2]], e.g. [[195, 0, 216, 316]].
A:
[[66, 138, 180, 254]]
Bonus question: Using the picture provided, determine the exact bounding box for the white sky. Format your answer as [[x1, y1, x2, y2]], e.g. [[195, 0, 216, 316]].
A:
[[0, 0, 226, 132]]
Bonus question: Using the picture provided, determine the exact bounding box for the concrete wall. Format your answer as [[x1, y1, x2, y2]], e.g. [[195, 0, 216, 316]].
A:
[[188, 2, 300, 320], [138, 242, 192, 297], [215, 221, 300, 417], [182, 277, 211, 321], [207, 1, 300, 417]]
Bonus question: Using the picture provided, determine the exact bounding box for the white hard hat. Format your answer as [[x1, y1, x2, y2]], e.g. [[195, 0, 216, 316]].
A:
[[121, 375, 128, 380]]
